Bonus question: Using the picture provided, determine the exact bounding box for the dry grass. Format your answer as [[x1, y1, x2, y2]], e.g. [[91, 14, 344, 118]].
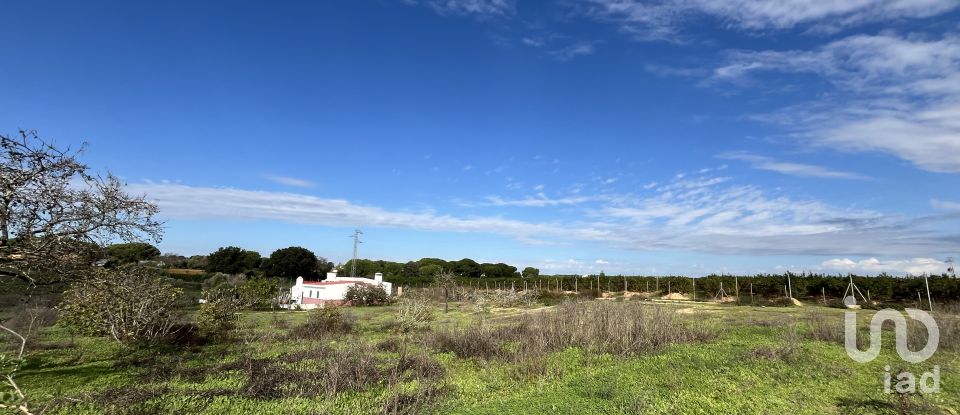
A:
[[428, 324, 504, 359], [287, 307, 356, 340], [382, 383, 451, 415], [428, 301, 713, 360], [515, 301, 713, 356], [802, 312, 846, 345], [748, 324, 800, 362]]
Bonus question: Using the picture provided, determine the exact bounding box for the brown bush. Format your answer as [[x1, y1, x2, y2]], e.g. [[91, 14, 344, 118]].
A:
[[395, 351, 445, 382], [802, 312, 845, 345], [288, 307, 355, 340], [230, 343, 444, 400], [516, 301, 713, 356], [377, 336, 404, 353], [428, 324, 503, 359], [933, 312, 959, 352], [428, 301, 713, 360], [748, 324, 800, 362]]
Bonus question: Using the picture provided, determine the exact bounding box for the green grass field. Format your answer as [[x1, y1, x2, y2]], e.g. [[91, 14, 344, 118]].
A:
[[11, 297, 960, 414]]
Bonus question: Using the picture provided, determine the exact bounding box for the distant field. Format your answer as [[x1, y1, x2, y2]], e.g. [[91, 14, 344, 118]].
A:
[[166, 268, 207, 277], [13, 295, 960, 414]]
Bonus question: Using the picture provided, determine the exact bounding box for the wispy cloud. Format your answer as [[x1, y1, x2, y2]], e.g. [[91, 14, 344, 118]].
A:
[[821, 257, 947, 275], [130, 173, 960, 259], [717, 151, 869, 180], [404, 0, 514, 17], [131, 183, 612, 243], [484, 193, 600, 207], [263, 174, 316, 188], [548, 41, 598, 61], [521, 37, 545, 47], [932, 199, 960, 211], [711, 32, 960, 173], [584, 0, 959, 40]]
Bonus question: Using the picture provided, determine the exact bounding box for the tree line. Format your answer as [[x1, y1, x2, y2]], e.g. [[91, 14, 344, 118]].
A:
[[105, 241, 959, 303]]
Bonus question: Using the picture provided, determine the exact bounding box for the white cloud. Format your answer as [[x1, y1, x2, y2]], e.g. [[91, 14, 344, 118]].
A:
[[585, 0, 959, 40], [595, 259, 609, 264], [263, 175, 315, 188], [932, 199, 960, 210], [522, 37, 545, 47], [548, 41, 598, 61], [821, 257, 947, 275], [713, 33, 960, 173], [717, 151, 869, 180], [407, 0, 514, 16], [131, 183, 612, 243], [485, 193, 599, 207], [130, 172, 960, 258]]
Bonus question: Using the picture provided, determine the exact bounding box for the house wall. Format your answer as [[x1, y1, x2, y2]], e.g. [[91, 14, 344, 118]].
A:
[[286, 274, 393, 309]]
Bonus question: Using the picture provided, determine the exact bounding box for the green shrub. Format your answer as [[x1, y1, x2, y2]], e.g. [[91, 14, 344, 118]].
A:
[[394, 296, 434, 332], [195, 296, 239, 338], [344, 284, 390, 306], [58, 266, 181, 346]]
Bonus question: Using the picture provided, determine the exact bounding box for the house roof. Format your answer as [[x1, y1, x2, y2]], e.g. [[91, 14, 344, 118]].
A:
[[302, 280, 373, 286]]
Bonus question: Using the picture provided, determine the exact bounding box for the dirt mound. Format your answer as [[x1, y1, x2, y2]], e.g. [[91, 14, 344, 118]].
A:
[[661, 293, 690, 300]]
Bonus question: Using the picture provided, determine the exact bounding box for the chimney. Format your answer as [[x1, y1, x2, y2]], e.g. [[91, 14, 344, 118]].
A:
[[327, 269, 339, 281], [374, 272, 383, 283]]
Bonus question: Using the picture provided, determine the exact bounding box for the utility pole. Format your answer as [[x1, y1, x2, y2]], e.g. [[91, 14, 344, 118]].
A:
[[350, 228, 363, 278]]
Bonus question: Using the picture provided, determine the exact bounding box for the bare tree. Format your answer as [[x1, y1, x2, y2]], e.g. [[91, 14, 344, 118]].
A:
[[433, 270, 456, 313], [0, 130, 162, 285], [0, 130, 163, 412]]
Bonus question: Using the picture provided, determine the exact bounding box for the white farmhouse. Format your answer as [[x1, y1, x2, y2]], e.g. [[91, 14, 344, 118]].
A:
[[285, 269, 392, 309]]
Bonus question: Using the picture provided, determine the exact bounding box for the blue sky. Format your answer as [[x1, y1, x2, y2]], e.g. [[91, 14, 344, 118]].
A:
[[2, 0, 959, 275]]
